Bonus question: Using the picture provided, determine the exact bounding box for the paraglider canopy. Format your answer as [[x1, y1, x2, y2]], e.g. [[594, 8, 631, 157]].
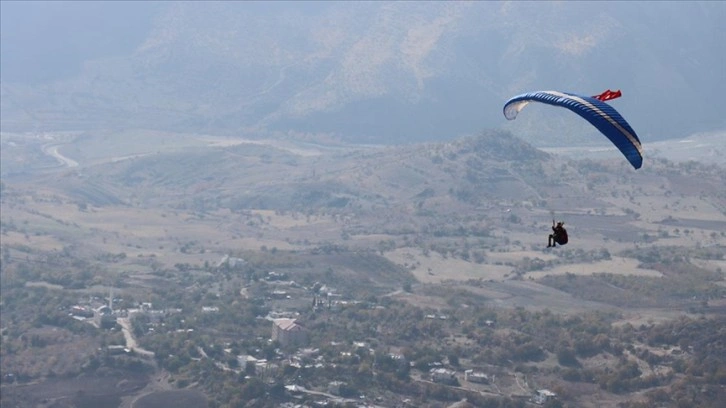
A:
[[503, 90, 643, 169]]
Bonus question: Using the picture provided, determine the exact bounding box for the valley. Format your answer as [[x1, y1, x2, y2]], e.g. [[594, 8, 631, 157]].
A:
[[1, 129, 725, 407]]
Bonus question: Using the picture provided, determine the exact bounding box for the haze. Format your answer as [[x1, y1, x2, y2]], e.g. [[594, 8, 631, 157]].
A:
[[2, 1, 725, 144]]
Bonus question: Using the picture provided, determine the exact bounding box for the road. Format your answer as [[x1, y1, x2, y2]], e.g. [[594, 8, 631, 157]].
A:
[[41, 143, 79, 168], [118, 316, 155, 357]]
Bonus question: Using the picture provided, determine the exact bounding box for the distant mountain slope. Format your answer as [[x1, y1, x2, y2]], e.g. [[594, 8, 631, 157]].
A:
[[34, 130, 554, 212], [26, 130, 725, 252], [2, 2, 724, 145]]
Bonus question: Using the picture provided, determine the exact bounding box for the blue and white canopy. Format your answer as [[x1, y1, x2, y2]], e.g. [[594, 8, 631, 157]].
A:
[[503, 90, 643, 169]]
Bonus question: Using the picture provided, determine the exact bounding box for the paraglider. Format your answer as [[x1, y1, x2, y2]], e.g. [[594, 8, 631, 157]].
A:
[[503, 89, 643, 169], [547, 220, 568, 248]]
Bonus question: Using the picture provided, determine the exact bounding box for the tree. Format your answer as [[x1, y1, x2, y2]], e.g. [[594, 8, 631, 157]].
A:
[[240, 377, 265, 400], [556, 347, 579, 367]]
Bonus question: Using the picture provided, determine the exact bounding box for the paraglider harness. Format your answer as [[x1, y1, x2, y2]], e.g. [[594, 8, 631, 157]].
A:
[[548, 220, 568, 248]]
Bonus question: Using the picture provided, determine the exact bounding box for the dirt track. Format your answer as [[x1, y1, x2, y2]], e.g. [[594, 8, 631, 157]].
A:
[[118, 316, 155, 357]]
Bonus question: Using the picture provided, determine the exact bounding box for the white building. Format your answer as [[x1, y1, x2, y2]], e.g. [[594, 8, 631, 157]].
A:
[[464, 369, 489, 384], [431, 368, 457, 384], [533, 389, 557, 405]]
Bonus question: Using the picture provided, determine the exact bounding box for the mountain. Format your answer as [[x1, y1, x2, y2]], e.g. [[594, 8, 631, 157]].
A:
[[2, 1, 725, 145], [4, 128, 724, 265]]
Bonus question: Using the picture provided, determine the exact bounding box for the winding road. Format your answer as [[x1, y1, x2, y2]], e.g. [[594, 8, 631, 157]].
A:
[[41, 143, 79, 168]]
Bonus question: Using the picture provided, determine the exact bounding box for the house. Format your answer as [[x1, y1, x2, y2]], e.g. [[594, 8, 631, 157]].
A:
[[271, 290, 289, 299], [216, 255, 246, 269], [70, 305, 94, 318], [533, 389, 557, 405], [431, 368, 457, 384], [94, 305, 116, 329], [271, 318, 308, 348], [464, 369, 489, 384], [237, 355, 258, 374]]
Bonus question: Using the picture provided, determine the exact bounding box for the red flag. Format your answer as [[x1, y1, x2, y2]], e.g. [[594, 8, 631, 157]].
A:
[[593, 89, 622, 102]]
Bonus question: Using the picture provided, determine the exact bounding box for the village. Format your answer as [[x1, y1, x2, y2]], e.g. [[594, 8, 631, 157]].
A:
[[63, 259, 559, 407]]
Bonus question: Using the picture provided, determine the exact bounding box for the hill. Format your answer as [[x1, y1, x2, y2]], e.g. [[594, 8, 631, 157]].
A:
[[3, 128, 724, 264]]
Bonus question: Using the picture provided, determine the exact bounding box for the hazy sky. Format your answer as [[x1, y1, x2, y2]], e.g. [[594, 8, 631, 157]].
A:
[[0, 1, 340, 84], [1, 1, 162, 83]]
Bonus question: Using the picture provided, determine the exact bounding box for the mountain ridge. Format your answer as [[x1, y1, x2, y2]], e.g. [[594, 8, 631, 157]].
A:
[[2, 2, 724, 145]]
